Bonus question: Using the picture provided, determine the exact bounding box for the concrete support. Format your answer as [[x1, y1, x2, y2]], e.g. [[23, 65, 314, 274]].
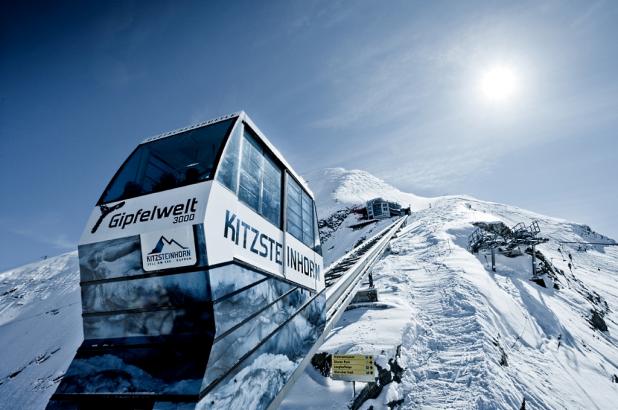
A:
[[351, 288, 379, 304]]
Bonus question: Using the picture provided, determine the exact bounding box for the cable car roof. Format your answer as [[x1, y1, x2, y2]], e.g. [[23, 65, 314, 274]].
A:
[[139, 111, 314, 197]]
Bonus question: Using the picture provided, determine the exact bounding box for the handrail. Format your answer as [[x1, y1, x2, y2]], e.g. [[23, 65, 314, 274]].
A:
[[325, 217, 406, 317], [267, 216, 407, 410]]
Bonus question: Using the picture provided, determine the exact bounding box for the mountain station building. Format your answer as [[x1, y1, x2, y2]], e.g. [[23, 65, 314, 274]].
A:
[[366, 197, 406, 219]]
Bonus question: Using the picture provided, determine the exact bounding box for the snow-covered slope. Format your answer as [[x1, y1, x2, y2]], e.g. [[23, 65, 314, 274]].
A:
[[309, 167, 431, 266], [2, 168, 618, 410], [0, 252, 82, 410], [390, 197, 618, 409], [289, 169, 618, 409]]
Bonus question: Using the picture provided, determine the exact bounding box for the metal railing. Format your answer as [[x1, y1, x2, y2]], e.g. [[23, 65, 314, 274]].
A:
[[267, 216, 407, 410]]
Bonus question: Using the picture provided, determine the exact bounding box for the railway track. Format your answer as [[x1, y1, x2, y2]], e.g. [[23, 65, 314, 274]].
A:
[[268, 215, 408, 409], [324, 229, 391, 288]]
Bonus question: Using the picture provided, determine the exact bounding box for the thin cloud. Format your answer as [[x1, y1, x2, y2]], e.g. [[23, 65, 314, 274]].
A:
[[10, 227, 75, 251], [310, 30, 429, 129], [570, 0, 606, 30]]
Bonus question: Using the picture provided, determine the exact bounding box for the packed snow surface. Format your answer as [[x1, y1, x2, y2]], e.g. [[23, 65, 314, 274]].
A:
[[0, 252, 81, 410], [289, 169, 618, 409], [2, 167, 618, 410]]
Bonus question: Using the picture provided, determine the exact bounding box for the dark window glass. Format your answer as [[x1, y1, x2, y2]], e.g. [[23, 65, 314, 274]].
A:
[[238, 135, 262, 212], [301, 191, 314, 246], [286, 177, 303, 240], [99, 119, 235, 204], [313, 204, 322, 255], [237, 128, 282, 226], [286, 176, 315, 248], [216, 122, 241, 192], [373, 202, 382, 216], [262, 156, 282, 226]]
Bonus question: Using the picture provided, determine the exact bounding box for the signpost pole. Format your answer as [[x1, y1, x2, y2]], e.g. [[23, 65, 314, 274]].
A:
[[491, 248, 496, 272], [532, 244, 536, 277]]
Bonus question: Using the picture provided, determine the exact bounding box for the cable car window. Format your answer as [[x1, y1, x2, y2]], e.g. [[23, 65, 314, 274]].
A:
[[286, 176, 315, 248], [301, 191, 314, 246], [98, 118, 235, 204], [313, 204, 322, 255], [262, 155, 282, 226], [237, 128, 282, 226], [216, 122, 241, 192], [238, 135, 262, 212], [286, 177, 303, 240]]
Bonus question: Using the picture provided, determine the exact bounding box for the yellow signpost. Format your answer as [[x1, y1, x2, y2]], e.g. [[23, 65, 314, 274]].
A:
[[331, 354, 375, 383]]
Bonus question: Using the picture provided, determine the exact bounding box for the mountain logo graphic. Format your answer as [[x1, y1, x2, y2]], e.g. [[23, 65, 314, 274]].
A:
[[148, 236, 189, 255]]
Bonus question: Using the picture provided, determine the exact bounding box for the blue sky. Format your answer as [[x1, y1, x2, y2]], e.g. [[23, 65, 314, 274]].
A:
[[1, 0, 617, 270]]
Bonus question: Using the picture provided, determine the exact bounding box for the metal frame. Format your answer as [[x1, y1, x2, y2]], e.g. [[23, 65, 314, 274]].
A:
[[468, 220, 547, 276]]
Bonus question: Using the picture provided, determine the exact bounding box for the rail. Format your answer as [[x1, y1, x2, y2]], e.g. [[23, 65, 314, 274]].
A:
[[559, 241, 618, 246], [267, 215, 407, 409]]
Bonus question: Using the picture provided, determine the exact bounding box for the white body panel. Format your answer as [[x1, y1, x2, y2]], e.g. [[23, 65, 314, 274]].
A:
[[205, 182, 324, 292], [79, 182, 211, 245], [79, 179, 323, 292]]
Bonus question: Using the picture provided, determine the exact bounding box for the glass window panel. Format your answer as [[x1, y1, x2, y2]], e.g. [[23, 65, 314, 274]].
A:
[[286, 176, 303, 240], [286, 176, 315, 247], [99, 118, 235, 204], [216, 122, 241, 191], [238, 134, 262, 212], [286, 177, 303, 242], [301, 191, 314, 247], [313, 204, 322, 255], [287, 205, 302, 224], [288, 222, 302, 241], [261, 155, 281, 226], [226, 127, 283, 227]]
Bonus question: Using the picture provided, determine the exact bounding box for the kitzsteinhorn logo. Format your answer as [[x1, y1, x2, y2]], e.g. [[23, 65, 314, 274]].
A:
[[146, 236, 192, 263]]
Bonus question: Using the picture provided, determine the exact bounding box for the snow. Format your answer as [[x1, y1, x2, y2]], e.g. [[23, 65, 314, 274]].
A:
[[321, 212, 396, 267], [0, 252, 82, 410], [281, 246, 416, 409], [2, 167, 618, 409], [305, 168, 430, 220], [278, 364, 365, 410], [284, 171, 618, 409], [197, 353, 297, 410], [358, 382, 400, 410], [390, 197, 618, 409]]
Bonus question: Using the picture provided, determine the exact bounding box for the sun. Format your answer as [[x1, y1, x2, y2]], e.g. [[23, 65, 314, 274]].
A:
[[480, 64, 519, 102]]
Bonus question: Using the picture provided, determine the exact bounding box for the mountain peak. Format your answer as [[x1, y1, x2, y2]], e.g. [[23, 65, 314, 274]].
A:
[[304, 167, 430, 219]]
